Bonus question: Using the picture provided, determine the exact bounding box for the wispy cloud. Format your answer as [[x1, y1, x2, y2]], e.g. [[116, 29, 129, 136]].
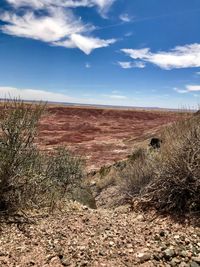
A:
[[118, 61, 146, 69], [124, 31, 133, 37], [119, 13, 132, 22], [174, 85, 200, 94], [0, 86, 76, 102], [0, 8, 88, 43], [121, 44, 200, 70], [6, 0, 116, 15], [173, 87, 188, 94], [0, 0, 116, 54], [55, 34, 116, 55], [103, 94, 127, 99], [0, 86, 129, 106], [186, 85, 200, 91], [196, 71, 200, 75]]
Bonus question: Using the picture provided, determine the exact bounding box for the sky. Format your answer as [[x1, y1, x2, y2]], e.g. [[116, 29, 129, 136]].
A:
[[0, 0, 200, 108]]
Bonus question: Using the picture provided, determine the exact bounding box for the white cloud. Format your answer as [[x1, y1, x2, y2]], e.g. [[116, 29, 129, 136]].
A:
[[103, 94, 127, 99], [0, 8, 88, 43], [0, 1, 116, 54], [173, 85, 200, 94], [173, 87, 188, 94], [118, 61, 146, 69], [196, 72, 200, 75], [0, 86, 77, 102], [186, 85, 200, 91], [6, 0, 115, 16], [56, 34, 116, 55], [121, 44, 200, 70], [119, 13, 132, 22], [0, 86, 130, 106]]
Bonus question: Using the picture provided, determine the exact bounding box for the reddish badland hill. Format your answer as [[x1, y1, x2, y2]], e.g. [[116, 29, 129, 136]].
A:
[[37, 105, 184, 170]]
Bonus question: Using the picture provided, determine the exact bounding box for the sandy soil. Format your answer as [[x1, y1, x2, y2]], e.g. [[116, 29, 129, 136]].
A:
[[37, 106, 182, 170]]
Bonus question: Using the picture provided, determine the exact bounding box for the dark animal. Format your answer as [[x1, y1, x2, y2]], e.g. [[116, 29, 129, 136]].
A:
[[149, 138, 162, 149], [195, 110, 200, 116]]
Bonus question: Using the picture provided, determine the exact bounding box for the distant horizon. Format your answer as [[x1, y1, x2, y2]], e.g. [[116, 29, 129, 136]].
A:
[[0, 97, 196, 112], [0, 0, 200, 108]]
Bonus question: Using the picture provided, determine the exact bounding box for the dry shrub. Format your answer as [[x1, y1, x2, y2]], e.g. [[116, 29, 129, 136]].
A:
[[0, 99, 45, 212], [141, 114, 200, 214], [118, 113, 200, 215], [119, 148, 156, 198], [45, 147, 85, 196], [0, 99, 90, 214]]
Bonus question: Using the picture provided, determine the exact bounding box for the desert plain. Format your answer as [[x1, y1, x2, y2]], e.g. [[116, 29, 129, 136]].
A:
[[37, 105, 183, 170]]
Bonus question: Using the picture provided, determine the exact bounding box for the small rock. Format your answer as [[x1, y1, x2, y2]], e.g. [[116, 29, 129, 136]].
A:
[[136, 252, 151, 263], [136, 215, 144, 221], [190, 262, 200, 267], [192, 257, 200, 264], [109, 241, 114, 247], [163, 249, 175, 260], [170, 258, 181, 266], [154, 234, 161, 241], [90, 181, 96, 186], [180, 251, 188, 258], [159, 231, 165, 237], [179, 262, 190, 267], [61, 257, 71, 266]]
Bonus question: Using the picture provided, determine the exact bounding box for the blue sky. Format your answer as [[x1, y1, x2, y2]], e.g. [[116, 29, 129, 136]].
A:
[[0, 0, 200, 108]]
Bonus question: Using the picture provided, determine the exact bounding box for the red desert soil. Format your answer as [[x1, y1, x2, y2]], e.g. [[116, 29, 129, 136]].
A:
[[37, 106, 183, 170]]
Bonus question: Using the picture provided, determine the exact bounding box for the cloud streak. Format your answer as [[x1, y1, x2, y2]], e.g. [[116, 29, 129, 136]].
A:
[[0, 86, 77, 102], [102, 94, 127, 99], [0, 86, 129, 106], [119, 13, 132, 22], [121, 44, 200, 70]]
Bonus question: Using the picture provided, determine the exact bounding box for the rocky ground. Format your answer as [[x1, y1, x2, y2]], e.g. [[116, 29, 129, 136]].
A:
[[0, 203, 199, 267]]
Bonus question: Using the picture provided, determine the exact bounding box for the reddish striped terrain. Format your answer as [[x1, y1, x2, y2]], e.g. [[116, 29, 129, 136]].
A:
[[37, 106, 183, 170]]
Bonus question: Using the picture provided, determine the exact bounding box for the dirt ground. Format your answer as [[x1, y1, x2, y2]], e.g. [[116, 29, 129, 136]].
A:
[[37, 106, 183, 170]]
